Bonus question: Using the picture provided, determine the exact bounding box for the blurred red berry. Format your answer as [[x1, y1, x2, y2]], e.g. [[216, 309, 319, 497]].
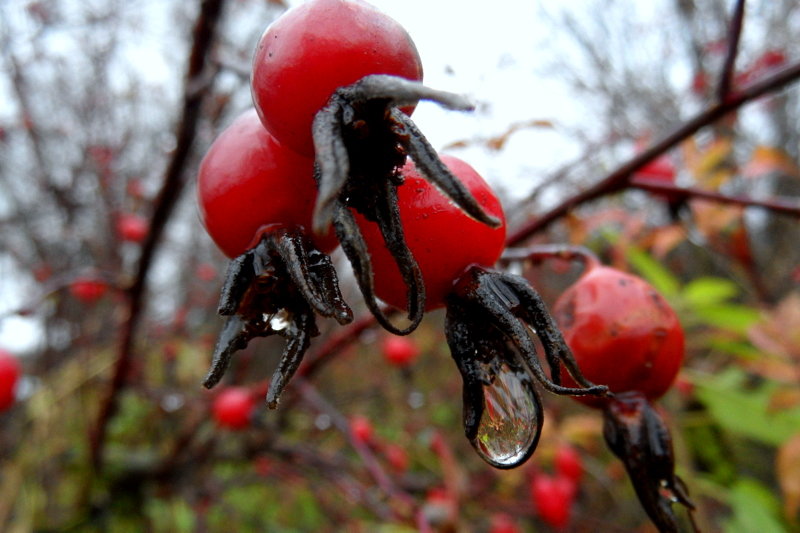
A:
[[69, 277, 108, 303], [383, 442, 409, 472], [380, 335, 420, 367], [0, 349, 21, 411], [350, 415, 375, 444], [554, 445, 583, 484], [530, 474, 576, 531], [489, 513, 521, 533], [116, 213, 149, 243], [756, 49, 786, 69], [212, 387, 256, 430], [690, 71, 708, 96]]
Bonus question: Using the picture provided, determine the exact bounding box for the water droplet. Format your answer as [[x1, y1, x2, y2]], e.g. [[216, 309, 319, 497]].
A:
[[161, 393, 185, 412], [315, 414, 332, 430], [472, 362, 541, 468], [269, 309, 290, 331], [407, 390, 425, 409]]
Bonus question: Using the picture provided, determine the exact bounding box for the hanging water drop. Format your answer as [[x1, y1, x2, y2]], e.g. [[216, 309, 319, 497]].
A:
[[471, 362, 542, 468]]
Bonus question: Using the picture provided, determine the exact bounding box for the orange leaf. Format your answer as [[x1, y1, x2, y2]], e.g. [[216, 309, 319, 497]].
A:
[[690, 199, 742, 238], [648, 225, 686, 258], [777, 433, 800, 520], [742, 146, 800, 179]]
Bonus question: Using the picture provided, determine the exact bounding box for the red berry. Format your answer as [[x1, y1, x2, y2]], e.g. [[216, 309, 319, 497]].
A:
[[380, 335, 420, 367], [0, 349, 21, 411], [197, 109, 335, 258], [116, 213, 149, 243], [212, 387, 256, 430], [530, 474, 576, 530], [251, 0, 423, 155], [349, 414, 375, 444], [553, 265, 685, 407], [358, 155, 506, 310], [382, 442, 410, 472], [554, 445, 583, 484], [756, 49, 786, 69], [69, 277, 108, 303], [634, 156, 675, 184]]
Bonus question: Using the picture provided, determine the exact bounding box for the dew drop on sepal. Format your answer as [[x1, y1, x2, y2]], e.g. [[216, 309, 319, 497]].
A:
[[472, 361, 542, 468]]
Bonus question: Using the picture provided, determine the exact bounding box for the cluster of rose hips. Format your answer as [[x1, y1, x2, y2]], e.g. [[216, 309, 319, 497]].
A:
[[196, 1, 694, 530]]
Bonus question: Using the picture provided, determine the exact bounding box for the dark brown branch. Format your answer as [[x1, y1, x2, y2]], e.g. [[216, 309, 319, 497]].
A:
[[89, 0, 228, 471], [507, 60, 800, 246], [717, 0, 746, 101], [630, 179, 800, 217]]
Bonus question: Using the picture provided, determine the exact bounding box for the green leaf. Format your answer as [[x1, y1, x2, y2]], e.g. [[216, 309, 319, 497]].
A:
[[707, 338, 761, 360], [724, 478, 787, 533], [694, 368, 800, 446], [625, 247, 681, 297], [692, 303, 761, 333], [682, 277, 739, 307]]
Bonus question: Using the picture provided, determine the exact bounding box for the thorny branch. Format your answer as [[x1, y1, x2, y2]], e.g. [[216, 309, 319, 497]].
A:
[[88, 0, 228, 472]]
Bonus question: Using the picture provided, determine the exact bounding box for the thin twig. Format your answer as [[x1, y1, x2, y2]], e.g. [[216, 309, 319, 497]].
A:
[[507, 59, 800, 246], [717, 0, 746, 101], [89, 0, 228, 471], [295, 378, 415, 518], [630, 179, 800, 217]]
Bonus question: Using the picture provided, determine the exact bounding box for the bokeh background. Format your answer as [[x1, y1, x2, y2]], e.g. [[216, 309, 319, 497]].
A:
[[1, 0, 799, 531]]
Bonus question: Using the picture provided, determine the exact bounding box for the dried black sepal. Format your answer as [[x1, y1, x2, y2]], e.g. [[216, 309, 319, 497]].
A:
[[311, 74, 502, 335], [603, 391, 698, 533], [203, 226, 352, 408], [444, 266, 608, 468]]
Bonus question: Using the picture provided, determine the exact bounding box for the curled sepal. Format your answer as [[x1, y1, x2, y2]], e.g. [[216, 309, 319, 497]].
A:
[[603, 392, 698, 533], [310, 74, 501, 335], [202, 226, 353, 408], [445, 308, 543, 469], [448, 266, 609, 398]]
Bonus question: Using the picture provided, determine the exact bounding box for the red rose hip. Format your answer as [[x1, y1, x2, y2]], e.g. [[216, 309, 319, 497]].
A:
[[251, 0, 423, 155], [553, 265, 685, 406]]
